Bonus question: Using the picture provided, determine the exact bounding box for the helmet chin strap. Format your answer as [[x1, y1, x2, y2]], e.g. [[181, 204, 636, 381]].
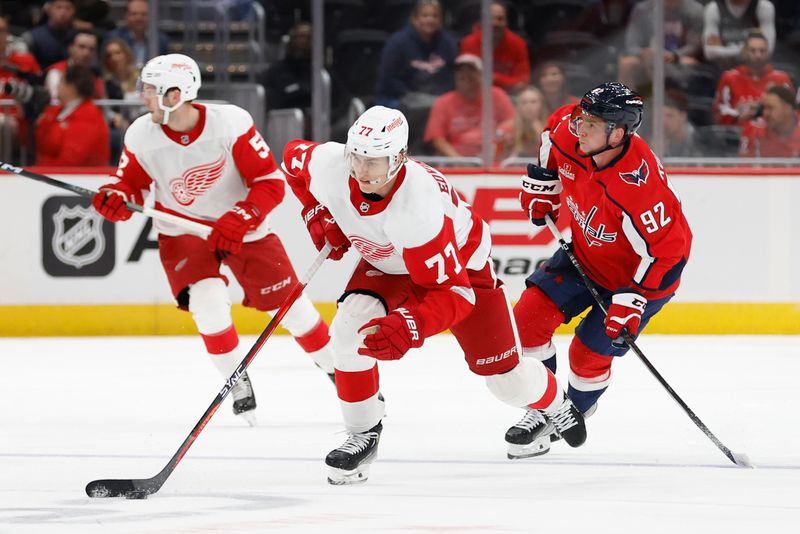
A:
[[156, 94, 183, 125], [357, 153, 406, 186]]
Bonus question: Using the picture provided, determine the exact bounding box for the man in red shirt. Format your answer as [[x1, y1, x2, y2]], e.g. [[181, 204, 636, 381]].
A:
[[459, 1, 530, 94], [35, 64, 109, 165], [44, 29, 105, 102], [713, 30, 793, 125], [424, 53, 514, 159], [505, 82, 692, 459], [740, 85, 800, 157]]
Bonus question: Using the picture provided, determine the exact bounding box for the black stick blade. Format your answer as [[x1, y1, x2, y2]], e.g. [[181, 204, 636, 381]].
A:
[[86, 478, 160, 498]]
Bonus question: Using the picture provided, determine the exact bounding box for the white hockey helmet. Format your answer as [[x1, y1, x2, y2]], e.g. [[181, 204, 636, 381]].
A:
[[139, 53, 201, 123], [346, 105, 409, 182]]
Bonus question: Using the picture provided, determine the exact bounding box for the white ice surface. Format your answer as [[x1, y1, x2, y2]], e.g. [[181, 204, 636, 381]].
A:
[[1, 335, 798, 533]]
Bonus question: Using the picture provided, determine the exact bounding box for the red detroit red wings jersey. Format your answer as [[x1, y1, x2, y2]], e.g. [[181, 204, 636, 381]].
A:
[[541, 105, 692, 300], [282, 140, 493, 338], [112, 103, 284, 239]]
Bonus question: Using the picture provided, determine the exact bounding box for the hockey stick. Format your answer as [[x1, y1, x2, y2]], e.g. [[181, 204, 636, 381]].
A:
[[543, 215, 751, 468], [0, 160, 212, 236], [85, 243, 333, 499]]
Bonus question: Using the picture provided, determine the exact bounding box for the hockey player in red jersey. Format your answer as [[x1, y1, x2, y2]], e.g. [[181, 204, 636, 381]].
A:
[[91, 54, 336, 425], [282, 105, 587, 485], [507, 82, 693, 458]]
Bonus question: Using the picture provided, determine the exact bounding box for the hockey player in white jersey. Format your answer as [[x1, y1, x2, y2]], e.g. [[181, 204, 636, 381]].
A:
[[91, 54, 337, 425], [282, 105, 587, 485]]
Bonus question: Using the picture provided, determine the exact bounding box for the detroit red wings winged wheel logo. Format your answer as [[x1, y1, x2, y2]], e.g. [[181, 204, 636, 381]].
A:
[[170, 154, 226, 205], [350, 236, 395, 262]]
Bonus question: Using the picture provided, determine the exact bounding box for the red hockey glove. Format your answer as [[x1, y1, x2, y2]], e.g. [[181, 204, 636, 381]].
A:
[[302, 203, 349, 260], [520, 163, 562, 226], [91, 182, 142, 222], [604, 290, 647, 343], [357, 308, 424, 360], [208, 201, 264, 254]]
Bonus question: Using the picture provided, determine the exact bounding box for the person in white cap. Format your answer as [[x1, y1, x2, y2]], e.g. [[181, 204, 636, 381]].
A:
[[91, 54, 337, 425], [282, 105, 587, 486]]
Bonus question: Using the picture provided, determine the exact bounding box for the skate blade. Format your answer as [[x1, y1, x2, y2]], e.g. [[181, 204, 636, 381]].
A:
[[237, 410, 257, 427], [327, 465, 371, 485], [507, 436, 551, 460]]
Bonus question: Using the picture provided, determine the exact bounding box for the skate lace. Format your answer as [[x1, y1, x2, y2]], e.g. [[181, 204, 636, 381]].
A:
[[513, 409, 546, 431], [231, 373, 253, 401], [336, 430, 378, 455], [548, 400, 578, 432]]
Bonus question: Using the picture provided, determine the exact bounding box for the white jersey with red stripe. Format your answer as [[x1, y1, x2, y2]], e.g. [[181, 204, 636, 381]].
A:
[[113, 103, 284, 240], [282, 140, 492, 338]]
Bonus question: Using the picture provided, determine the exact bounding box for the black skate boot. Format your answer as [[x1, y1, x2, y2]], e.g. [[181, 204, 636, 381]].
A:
[[231, 371, 257, 426], [505, 409, 555, 459], [544, 396, 587, 447], [325, 422, 382, 485]]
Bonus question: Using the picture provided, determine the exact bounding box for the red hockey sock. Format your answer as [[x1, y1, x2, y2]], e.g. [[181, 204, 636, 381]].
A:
[[201, 324, 239, 354], [293, 318, 330, 353]]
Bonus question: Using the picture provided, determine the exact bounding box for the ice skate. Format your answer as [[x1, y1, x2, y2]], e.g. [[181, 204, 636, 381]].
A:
[[325, 422, 382, 485], [231, 371, 257, 426], [543, 395, 586, 447], [505, 409, 555, 459]]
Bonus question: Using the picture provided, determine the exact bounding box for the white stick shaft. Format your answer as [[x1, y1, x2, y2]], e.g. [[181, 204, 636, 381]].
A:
[[141, 206, 212, 237]]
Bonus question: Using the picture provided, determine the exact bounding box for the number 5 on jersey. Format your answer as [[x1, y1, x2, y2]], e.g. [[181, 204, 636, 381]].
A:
[[249, 131, 271, 159]]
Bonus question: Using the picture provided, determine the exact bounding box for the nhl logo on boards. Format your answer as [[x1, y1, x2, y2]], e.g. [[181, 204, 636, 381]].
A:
[[42, 196, 115, 277], [359, 202, 370, 213]]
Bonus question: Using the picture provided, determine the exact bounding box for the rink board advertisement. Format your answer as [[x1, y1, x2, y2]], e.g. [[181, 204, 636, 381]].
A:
[[1, 168, 798, 335]]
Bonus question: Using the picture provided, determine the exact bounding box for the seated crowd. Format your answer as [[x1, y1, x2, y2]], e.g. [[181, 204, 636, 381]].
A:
[[1, 0, 799, 166]]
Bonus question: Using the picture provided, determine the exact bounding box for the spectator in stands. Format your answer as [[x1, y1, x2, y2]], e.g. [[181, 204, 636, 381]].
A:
[[506, 85, 548, 159], [618, 0, 704, 92], [460, 0, 530, 94], [424, 53, 514, 158], [22, 0, 76, 70], [0, 14, 42, 156], [35, 64, 110, 166], [713, 30, 793, 125], [375, 0, 457, 110], [740, 85, 800, 156], [44, 29, 105, 102], [101, 37, 141, 164], [663, 89, 702, 157], [703, 0, 776, 69], [260, 21, 312, 112], [535, 61, 578, 116], [105, 0, 169, 68]]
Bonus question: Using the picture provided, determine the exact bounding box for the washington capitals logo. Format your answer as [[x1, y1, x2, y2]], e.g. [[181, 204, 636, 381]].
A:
[[619, 160, 649, 186], [566, 197, 617, 247]]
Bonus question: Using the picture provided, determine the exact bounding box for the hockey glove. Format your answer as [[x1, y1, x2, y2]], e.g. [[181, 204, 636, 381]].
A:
[[91, 182, 143, 222], [604, 290, 647, 346], [208, 201, 264, 255], [520, 163, 562, 226], [302, 203, 350, 260], [357, 308, 424, 360]]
